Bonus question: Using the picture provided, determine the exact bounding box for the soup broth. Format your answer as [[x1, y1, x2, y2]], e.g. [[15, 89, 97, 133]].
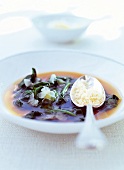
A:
[[4, 70, 121, 122]]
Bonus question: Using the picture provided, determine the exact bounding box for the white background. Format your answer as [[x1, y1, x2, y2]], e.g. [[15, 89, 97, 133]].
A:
[[0, 1, 124, 170]]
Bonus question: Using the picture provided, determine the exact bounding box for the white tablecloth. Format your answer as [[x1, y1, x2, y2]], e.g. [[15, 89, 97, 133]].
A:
[[0, 10, 124, 170]]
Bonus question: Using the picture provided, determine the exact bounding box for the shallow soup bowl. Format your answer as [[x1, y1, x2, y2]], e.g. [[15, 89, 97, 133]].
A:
[[0, 50, 124, 134]]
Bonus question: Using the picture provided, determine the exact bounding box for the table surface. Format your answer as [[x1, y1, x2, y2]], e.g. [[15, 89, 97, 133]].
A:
[[0, 6, 124, 170]]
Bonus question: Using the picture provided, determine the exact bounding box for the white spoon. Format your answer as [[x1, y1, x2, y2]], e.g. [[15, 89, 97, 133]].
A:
[[70, 75, 107, 150]]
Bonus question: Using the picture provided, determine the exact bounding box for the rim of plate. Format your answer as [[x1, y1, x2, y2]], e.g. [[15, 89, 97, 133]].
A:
[[0, 50, 124, 66], [0, 50, 124, 134]]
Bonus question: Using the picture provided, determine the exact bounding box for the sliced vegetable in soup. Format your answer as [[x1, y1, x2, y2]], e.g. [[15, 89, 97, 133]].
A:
[[4, 68, 121, 122]]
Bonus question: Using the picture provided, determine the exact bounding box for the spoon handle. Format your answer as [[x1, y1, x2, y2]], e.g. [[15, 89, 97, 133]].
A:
[[76, 104, 108, 150]]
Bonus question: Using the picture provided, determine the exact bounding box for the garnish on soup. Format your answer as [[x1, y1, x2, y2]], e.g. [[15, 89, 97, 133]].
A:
[[4, 68, 121, 122]]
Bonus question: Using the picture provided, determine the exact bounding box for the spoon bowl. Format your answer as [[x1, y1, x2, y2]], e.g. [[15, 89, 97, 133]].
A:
[[70, 75, 106, 108], [70, 75, 107, 149]]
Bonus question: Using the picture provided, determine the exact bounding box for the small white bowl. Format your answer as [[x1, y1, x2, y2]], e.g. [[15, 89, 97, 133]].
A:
[[32, 13, 91, 43]]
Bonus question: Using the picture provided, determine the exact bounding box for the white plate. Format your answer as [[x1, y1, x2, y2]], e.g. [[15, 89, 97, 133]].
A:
[[0, 50, 124, 134]]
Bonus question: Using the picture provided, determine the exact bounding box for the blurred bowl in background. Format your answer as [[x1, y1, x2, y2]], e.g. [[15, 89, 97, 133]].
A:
[[32, 13, 92, 43]]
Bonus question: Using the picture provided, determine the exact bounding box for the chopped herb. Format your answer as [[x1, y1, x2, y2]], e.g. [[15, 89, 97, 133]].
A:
[[14, 99, 23, 107], [53, 90, 58, 98], [57, 78, 71, 104], [33, 86, 43, 99], [18, 68, 37, 88], [74, 109, 84, 115], [56, 94, 67, 105], [105, 94, 119, 108], [56, 76, 72, 81], [33, 82, 49, 88], [18, 75, 31, 88], [61, 82, 71, 97], [31, 68, 37, 83], [56, 78, 66, 85], [41, 98, 53, 105], [23, 90, 32, 96], [46, 108, 76, 116], [24, 111, 42, 119], [58, 79, 71, 103], [21, 90, 33, 101]]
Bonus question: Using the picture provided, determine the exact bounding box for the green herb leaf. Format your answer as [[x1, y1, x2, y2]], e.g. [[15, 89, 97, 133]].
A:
[[57, 78, 71, 104], [31, 68, 37, 83], [53, 90, 58, 98], [56, 94, 66, 105], [23, 90, 32, 96], [56, 78, 66, 85], [18, 68, 37, 88], [24, 111, 42, 119], [21, 90, 33, 101], [33, 86, 43, 99], [33, 82, 49, 88], [46, 108, 76, 116], [14, 99, 23, 107], [56, 76, 72, 81], [18, 75, 31, 88], [61, 82, 71, 97], [105, 94, 119, 108], [40, 99, 53, 109], [74, 109, 84, 115]]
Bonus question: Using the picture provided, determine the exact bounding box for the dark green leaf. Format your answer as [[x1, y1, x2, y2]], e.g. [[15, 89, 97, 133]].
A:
[[74, 109, 84, 115], [105, 94, 119, 108], [57, 78, 71, 104], [31, 68, 37, 83], [56, 76, 72, 81], [18, 68, 37, 88], [46, 108, 76, 116], [33, 86, 43, 99], [18, 75, 31, 88], [56, 95, 67, 105], [23, 90, 32, 96], [21, 90, 32, 101], [33, 82, 49, 88], [56, 78, 66, 85], [14, 99, 23, 107], [24, 111, 42, 119], [61, 82, 71, 97]]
